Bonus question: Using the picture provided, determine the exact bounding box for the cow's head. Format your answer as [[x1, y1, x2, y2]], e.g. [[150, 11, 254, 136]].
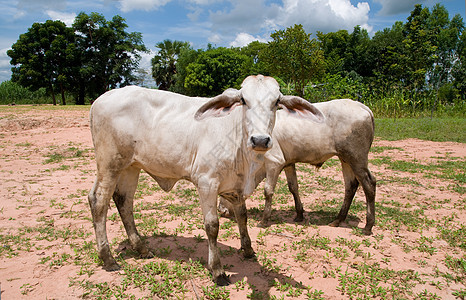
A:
[[195, 75, 323, 153]]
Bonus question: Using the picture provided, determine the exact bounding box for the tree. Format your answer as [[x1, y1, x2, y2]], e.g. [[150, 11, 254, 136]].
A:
[[345, 26, 372, 77], [151, 39, 190, 90], [369, 21, 406, 91], [72, 12, 146, 104], [403, 4, 436, 91], [263, 24, 325, 97], [184, 47, 252, 96], [452, 28, 466, 99], [317, 30, 349, 75], [7, 20, 76, 105], [239, 41, 269, 75], [427, 4, 464, 90]]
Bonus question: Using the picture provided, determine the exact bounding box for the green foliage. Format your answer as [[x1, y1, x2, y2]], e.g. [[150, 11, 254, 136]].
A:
[[72, 12, 147, 104], [5, 3, 465, 119], [7, 12, 146, 105], [0, 80, 50, 105], [184, 47, 252, 96], [304, 73, 368, 102], [262, 24, 325, 96], [151, 39, 190, 90], [7, 20, 76, 105]]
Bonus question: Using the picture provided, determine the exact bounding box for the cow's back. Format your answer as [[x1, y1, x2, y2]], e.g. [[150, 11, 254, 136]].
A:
[[90, 86, 244, 189], [272, 99, 373, 165]]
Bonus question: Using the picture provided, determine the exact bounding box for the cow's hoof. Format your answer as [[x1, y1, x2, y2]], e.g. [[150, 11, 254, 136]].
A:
[[293, 214, 304, 222], [214, 273, 231, 286], [241, 247, 255, 259], [140, 250, 154, 259], [135, 243, 154, 259], [103, 261, 121, 272], [363, 227, 373, 236], [258, 220, 269, 228], [328, 220, 340, 227]]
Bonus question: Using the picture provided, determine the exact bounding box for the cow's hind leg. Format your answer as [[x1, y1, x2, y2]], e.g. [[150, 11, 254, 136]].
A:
[[356, 168, 376, 235], [230, 193, 254, 258], [284, 164, 304, 222], [113, 166, 152, 258], [88, 171, 120, 271], [260, 167, 281, 227], [329, 161, 359, 229]]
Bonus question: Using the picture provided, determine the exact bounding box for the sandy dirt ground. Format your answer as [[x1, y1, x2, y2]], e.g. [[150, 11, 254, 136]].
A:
[[0, 106, 464, 299]]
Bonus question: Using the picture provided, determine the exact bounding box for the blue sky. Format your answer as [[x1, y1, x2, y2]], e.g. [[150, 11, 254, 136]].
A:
[[0, 0, 464, 83]]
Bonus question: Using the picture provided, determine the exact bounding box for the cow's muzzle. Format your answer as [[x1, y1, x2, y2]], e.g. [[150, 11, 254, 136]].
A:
[[250, 135, 272, 152]]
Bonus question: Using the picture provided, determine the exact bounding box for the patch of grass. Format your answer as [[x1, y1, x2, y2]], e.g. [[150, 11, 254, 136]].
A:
[[43, 146, 88, 164], [44, 152, 65, 164], [338, 262, 425, 299], [375, 117, 466, 143], [0, 232, 33, 257], [376, 201, 435, 232], [370, 155, 465, 190], [370, 145, 404, 153], [438, 223, 466, 250]]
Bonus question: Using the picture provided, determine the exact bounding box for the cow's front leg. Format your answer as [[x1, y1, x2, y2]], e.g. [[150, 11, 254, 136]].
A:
[[198, 181, 230, 286], [230, 193, 254, 258]]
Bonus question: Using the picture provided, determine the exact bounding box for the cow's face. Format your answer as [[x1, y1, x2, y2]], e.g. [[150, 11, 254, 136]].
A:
[[239, 75, 280, 153], [195, 75, 324, 154]]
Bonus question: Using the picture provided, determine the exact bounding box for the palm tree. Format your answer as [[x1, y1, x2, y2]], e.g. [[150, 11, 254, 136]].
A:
[[151, 39, 190, 90]]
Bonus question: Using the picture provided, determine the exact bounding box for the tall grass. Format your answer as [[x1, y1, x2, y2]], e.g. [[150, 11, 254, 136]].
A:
[[0, 80, 52, 105], [302, 74, 466, 119]]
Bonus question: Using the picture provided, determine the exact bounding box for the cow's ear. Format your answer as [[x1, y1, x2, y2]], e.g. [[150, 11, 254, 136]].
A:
[[195, 92, 242, 120], [279, 95, 324, 122]]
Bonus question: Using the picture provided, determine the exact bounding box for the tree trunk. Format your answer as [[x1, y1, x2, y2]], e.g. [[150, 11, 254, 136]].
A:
[[50, 83, 56, 106], [76, 81, 85, 105], [60, 83, 66, 105]]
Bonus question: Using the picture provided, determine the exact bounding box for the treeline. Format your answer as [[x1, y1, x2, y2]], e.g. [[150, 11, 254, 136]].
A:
[[153, 4, 465, 117], [2, 4, 465, 117], [5, 12, 146, 105]]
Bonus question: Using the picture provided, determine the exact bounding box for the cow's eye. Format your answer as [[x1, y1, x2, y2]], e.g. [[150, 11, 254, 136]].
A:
[[275, 99, 280, 106], [240, 97, 246, 105]]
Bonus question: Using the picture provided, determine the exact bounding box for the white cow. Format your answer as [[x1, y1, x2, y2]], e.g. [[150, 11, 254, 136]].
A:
[[88, 75, 323, 285], [219, 99, 376, 235]]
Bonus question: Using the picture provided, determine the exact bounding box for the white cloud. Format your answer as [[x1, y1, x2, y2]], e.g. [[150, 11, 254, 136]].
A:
[[139, 49, 155, 70], [276, 0, 371, 33], [374, 0, 424, 16], [229, 32, 268, 47], [0, 47, 12, 83], [46, 10, 76, 26], [201, 0, 373, 49], [208, 0, 372, 42], [118, 0, 172, 12], [187, 0, 220, 4], [208, 33, 222, 44], [209, 0, 280, 35]]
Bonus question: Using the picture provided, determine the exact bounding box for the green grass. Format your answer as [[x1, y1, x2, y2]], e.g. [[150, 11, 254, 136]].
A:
[[375, 117, 466, 143]]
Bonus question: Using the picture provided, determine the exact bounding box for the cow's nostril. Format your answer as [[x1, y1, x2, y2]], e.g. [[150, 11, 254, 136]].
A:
[[250, 135, 271, 150]]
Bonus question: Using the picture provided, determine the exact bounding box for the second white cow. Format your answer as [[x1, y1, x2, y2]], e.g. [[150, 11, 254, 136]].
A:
[[220, 99, 376, 235]]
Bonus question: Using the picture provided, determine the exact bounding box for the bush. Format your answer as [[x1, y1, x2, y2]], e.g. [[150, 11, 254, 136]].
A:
[[0, 81, 51, 105]]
